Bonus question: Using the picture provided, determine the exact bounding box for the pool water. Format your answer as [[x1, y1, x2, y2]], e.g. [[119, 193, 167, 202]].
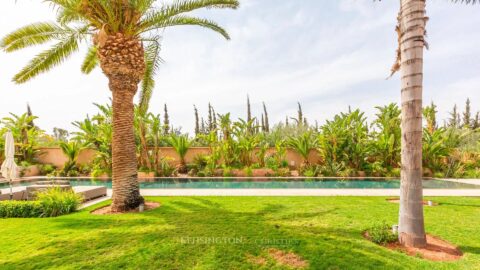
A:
[[2, 178, 479, 189]]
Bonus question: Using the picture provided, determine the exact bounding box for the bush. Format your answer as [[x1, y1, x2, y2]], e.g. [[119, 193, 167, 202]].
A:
[[157, 158, 177, 177], [0, 188, 81, 218], [36, 188, 82, 217], [223, 167, 234, 177], [365, 221, 398, 245], [243, 167, 253, 177], [39, 164, 56, 175], [0, 201, 43, 218]]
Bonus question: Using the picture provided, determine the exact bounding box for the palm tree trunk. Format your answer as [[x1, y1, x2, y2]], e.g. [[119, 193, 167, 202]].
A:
[[110, 74, 144, 212], [398, 0, 427, 247]]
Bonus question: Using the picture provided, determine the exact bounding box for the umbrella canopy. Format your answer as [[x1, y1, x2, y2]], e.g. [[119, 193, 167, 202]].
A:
[[1, 131, 18, 180]]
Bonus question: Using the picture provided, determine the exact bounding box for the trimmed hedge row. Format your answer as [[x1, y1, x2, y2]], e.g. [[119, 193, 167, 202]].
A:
[[0, 188, 82, 218], [0, 201, 43, 218]]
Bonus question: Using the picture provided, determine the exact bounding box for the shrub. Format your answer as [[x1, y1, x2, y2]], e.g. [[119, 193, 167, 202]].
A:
[[223, 167, 234, 177], [39, 164, 56, 175], [0, 201, 43, 218], [36, 188, 82, 217], [157, 158, 177, 177], [365, 221, 398, 245], [244, 167, 253, 177]]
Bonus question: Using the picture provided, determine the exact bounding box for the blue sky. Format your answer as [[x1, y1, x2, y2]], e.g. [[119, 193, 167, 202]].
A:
[[1, 0, 479, 134]]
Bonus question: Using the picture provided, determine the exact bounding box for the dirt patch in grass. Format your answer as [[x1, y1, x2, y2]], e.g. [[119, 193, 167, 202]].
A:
[[387, 234, 462, 261], [386, 198, 439, 206], [246, 254, 267, 266], [91, 202, 160, 215], [268, 248, 308, 268], [246, 248, 308, 269], [365, 232, 462, 262]]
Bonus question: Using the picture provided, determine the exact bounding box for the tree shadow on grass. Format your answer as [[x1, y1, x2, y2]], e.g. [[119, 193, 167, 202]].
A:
[[459, 246, 480, 255], [2, 198, 429, 270]]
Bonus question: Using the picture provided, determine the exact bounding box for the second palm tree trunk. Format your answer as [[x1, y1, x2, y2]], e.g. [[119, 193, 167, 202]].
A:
[[398, 0, 427, 247]]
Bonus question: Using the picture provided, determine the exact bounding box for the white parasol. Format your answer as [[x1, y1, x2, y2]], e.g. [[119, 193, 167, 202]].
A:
[[1, 131, 18, 200]]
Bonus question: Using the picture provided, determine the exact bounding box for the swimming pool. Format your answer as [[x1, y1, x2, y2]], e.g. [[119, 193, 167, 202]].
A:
[[2, 178, 479, 189]]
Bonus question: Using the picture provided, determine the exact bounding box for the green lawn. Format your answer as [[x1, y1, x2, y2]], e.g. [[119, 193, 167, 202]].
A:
[[1, 197, 480, 269]]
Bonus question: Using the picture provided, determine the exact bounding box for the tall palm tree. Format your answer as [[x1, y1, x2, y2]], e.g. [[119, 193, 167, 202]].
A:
[[390, 0, 478, 247], [1, 0, 239, 212]]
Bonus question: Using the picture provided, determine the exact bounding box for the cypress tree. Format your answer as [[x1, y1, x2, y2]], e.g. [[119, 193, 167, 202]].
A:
[[163, 104, 170, 134], [26, 103, 35, 128], [303, 117, 308, 127], [448, 104, 459, 128], [297, 102, 303, 127], [208, 103, 213, 132], [247, 95, 252, 123], [463, 98, 472, 128], [194, 105, 200, 136], [201, 117, 206, 134], [473, 112, 480, 130], [261, 114, 265, 132], [212, 106, 217, 130], [263, 102, 269, 132]]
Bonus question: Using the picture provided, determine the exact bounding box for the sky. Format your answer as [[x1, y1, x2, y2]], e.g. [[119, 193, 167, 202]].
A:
[[0, 0, 479, 134]]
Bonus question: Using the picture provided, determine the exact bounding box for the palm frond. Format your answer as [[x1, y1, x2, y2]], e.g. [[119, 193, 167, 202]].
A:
[[141, 15, 231, 39], [139, 40, 163, 112], [13, 35, 80, 83], [451, 0, 480, 3], [139, 0, 239, 33], [81, 45, 98, 74], [0, 22, 71, 52]]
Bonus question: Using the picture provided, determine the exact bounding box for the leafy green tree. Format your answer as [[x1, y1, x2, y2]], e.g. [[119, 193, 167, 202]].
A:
[[371, 104, 401, 170]]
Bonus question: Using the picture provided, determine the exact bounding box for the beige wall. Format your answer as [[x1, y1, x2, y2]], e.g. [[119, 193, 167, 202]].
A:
[[36, 147, 321, 169]]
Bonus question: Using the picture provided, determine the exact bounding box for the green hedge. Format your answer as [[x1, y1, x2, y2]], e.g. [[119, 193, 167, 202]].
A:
[[0, 188, 82, 218], [0, 201, 43, 218]]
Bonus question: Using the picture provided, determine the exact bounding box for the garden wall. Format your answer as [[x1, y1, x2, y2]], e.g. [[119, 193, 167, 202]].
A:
[[36, 147, 321, 169]]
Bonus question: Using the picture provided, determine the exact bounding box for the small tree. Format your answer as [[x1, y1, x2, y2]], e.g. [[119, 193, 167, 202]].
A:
[[168, 135, 191, 173], [59, 141, 83, 176]]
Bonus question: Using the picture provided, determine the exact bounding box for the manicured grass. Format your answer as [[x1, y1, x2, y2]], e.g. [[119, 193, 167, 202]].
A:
[[1, 197, 480, 269]]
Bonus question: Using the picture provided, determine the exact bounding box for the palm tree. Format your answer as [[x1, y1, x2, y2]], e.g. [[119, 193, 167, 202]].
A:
[[1, 0, 239, 211], [389, 0, 478, 247], [168, 134, 191, 173], [59, 140, 84, 176], [287, 131, 317, 168]]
